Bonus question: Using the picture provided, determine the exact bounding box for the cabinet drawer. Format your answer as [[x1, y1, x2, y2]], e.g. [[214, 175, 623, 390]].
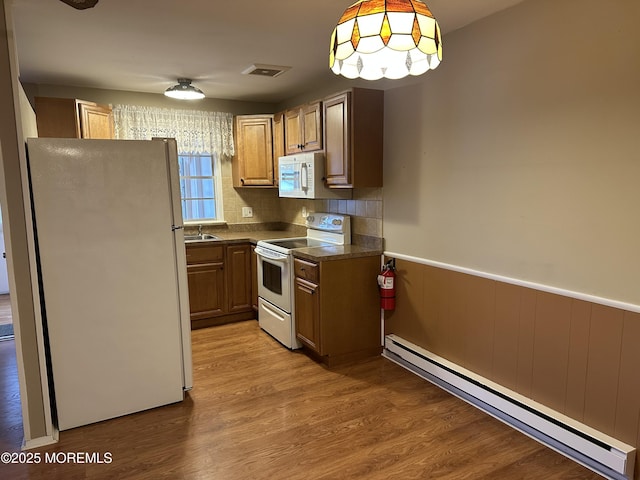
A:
[[294, 258, 319, 283], [185, 244, 224, 264]]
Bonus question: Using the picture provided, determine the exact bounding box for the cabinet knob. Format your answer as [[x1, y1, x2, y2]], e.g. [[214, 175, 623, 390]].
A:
[[240, 178, 245, 185]]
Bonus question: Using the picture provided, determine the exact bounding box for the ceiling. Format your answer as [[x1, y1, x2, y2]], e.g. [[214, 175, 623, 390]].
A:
[[10, 0, 525, 104]]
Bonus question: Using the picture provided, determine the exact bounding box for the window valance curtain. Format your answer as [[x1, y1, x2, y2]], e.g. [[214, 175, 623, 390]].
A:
[[112, 104, 235, 156]]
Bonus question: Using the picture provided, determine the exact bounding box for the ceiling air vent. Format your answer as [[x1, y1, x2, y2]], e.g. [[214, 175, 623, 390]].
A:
[[241, 64, 291, 78]]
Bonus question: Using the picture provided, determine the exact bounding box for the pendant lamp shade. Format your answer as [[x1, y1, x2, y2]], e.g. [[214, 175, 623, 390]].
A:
[[330, 0, 443, 80], [164, 79, 205, 100]]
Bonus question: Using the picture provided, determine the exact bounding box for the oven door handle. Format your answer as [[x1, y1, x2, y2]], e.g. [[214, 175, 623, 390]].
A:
[[255, 246, 289, 262]]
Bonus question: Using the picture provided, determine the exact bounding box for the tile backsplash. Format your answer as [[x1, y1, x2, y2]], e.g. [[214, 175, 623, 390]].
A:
[[220, 159, 382, 244], [221, 159, 281, 225]]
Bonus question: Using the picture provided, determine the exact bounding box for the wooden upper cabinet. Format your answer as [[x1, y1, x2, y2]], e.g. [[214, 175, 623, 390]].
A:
[[302, 102, 322, 151], [272, 111, 285, 187], [284, 101, 322, 154], [284, 109, 301, 154], [35, 97, 114, 139], [79, 102, 114, 139], [323, 88, 384, 188], [323, 93, 350, 186], [232, 114, 275, 187]]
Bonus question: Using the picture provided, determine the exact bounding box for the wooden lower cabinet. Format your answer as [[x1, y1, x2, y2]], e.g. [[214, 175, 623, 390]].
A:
[[251, 245, 258, 311], [295, 277, 321, 352], [294, 255, 382, 365], [226, 244, 252, 313], [187, 261, 226, 320], [186, 242, 254, 329]]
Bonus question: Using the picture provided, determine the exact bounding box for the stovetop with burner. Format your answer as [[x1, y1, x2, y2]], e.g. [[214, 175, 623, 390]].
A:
[[257, 213, 351, 255], [265, 238, 334, 250]]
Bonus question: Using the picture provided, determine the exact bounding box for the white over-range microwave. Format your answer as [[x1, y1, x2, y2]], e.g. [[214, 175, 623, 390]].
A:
[[278, 152, 345, 199]]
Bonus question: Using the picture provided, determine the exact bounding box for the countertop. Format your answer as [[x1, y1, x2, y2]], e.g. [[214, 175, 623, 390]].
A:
[[184, 229, 382, 261], [292, 245, 382, 262], [194, 230, 302, 244]]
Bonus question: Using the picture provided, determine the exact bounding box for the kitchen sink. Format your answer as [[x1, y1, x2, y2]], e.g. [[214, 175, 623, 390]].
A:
[[184, 233, 221, 241]]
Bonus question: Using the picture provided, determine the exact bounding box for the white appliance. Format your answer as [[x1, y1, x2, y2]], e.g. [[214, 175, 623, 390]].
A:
[[27, 137, 193, 431], [278, 152, 344, 199], [255, 213, 350, 349]]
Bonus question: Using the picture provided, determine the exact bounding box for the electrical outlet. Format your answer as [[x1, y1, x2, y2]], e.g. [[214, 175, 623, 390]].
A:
[[242, 207, 253, 218]]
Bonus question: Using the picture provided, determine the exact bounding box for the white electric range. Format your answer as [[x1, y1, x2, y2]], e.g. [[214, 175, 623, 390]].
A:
[[254, 213, 351, 349]]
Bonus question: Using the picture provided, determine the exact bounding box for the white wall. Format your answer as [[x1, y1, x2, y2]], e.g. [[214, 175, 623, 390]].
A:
[[383, 0, 640, 306], [1, 0, 50, 442]]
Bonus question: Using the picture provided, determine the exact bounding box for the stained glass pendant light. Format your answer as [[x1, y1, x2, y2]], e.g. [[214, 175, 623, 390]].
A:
[[164, 79, 205, 100], [329, 0, 443, 80]]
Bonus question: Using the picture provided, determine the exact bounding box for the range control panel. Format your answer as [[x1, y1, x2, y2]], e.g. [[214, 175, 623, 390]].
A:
[[306, 213, 350, 234]]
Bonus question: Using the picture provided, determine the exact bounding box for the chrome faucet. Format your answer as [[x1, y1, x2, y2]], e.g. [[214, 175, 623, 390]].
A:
[[197, 225, 203, 237]]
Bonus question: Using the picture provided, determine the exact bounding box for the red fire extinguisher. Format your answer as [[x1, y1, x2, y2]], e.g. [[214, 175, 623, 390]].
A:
[[378, 260, 396, 310]]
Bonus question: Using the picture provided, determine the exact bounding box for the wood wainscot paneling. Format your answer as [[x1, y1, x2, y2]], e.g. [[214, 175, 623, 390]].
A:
[[385, 257, 640, 479], [530, 291, 573, 414], [564, 299, 591, 422], [616, 312, 640, 446], [583, 304, 625, 433], [515, 287, 537, 399], [491, 282, 521, 392]]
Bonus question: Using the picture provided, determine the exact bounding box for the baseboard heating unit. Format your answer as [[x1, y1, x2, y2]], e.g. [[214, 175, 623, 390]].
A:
[[383, 334, 636, 480]]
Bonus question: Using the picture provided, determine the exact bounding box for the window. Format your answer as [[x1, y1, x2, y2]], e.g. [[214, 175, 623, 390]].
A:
[[112, 104, 234, 223], [179, 153, 223, 222]]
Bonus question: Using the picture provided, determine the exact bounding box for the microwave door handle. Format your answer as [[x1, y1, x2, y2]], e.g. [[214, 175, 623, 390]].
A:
[[301, 163, 308, 191]]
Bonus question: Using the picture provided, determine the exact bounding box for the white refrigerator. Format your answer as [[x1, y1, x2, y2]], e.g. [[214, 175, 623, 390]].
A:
[[27, 137, 193, 431]]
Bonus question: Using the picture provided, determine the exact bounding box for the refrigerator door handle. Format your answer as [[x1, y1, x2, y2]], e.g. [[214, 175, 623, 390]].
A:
[[171, 224, 184, 231]]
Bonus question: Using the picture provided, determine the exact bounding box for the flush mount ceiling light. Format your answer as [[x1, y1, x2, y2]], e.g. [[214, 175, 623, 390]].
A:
[[164, 78, 205, 100], [329, 0, 443, 80]]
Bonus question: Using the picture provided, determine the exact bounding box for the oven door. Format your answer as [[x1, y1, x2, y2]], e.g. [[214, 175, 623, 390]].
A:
[[254, 246, 292, 313]]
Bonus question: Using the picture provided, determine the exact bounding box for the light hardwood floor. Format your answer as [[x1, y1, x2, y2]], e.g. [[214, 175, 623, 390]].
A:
[[0, 320, 600, 480]]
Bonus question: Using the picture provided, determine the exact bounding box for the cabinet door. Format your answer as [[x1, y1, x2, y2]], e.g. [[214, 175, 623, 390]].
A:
[[35, 97, 80, 138], [284, 108, 303, 154], [251, 245, 258, 310], [35, 97, 114, 139], [226, 244, 252, 313], [187, 262, 225, 320], [323, 92, 351, 186], [272, 112, 285, 186], [79, 102, 114, 139], [295, 277, 321, 353], [302, 102, 322, 151], [285, 103, 322, 155], [233, 115, 274, 187]]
